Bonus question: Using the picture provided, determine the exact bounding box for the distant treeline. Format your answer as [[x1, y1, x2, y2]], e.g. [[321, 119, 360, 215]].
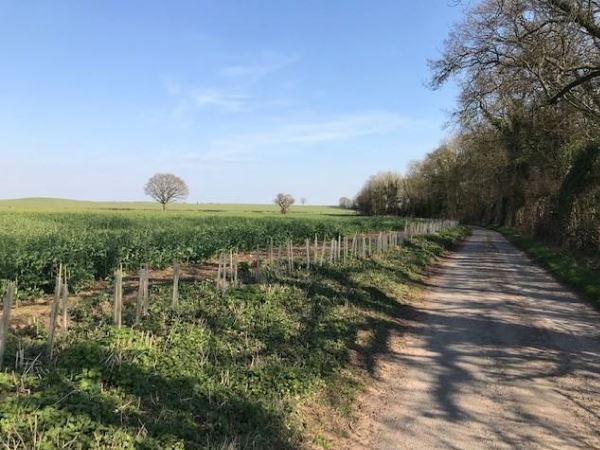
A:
[[355, 0, 600, 253]]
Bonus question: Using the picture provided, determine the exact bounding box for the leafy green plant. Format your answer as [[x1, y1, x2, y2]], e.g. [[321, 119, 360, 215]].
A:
[[0, 210, 411, 292]]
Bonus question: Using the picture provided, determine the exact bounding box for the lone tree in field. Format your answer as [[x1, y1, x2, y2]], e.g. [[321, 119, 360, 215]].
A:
[[300, 197, 307, 205], [274, 193, 295, 214], [144, 173, 189, 210]]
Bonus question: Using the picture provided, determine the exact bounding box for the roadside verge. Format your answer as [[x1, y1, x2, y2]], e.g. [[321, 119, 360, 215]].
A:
[[496, 227, 600, 309], [302, 226, 470, 448]]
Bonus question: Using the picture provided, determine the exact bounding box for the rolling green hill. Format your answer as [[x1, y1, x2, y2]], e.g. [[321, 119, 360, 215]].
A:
[[0, 197, 351, 216]]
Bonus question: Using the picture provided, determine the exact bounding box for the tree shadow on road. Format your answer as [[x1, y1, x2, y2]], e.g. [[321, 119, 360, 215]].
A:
[[379, 229, 600, 448]]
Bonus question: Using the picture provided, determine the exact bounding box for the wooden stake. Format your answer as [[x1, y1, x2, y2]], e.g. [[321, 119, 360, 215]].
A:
[[15, 346, 24, 371], [61, 279, 69, 334], [344, 235, 348, 262], [0, 283, 15, 368], [223, 252, 228, 289], [172, 261, 180, 307], [142, 266, 149, 316], [361, 235, 366, 259], [112, 267, 123, 328], [117, 268, 123, 327], [47, 264, 63, 359], [329, 239, 335, 264], [229, 251, 234, 285], [135, 269, 144, 325], [233, 253, 239, 287], [306, 238, 311, 270]]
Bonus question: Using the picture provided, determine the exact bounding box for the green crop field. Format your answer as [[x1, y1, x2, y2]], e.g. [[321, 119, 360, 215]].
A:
[[0, 198, 407, 293], [0, 198, 351, 216], [0, 226, 469, 449], [0, 197, 466, 448]]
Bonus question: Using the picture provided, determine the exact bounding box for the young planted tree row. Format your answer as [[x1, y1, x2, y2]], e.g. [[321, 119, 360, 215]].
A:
[[214, 219, 456, 290], [0, 212, 413, 293], [0, 219, 457, 367]]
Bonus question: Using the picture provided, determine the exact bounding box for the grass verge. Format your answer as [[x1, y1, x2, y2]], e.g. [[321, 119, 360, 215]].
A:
[[0, 227, 469, 449], [497, 227, 600, 309]]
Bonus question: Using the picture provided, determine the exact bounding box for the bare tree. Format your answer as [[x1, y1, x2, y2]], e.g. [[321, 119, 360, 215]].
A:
[[144, 173, 189, 210], [274, 193, 295, 214], [431, 0, 600, 120], [300, 197, 307, 205], [339, 197, 353, 209], [355, 172, 405, 215]]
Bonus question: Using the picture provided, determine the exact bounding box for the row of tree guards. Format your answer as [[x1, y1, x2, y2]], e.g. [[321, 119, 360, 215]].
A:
[[0, 219, 457, 364]]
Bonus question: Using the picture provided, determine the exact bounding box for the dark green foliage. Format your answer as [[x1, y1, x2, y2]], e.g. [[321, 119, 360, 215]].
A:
[[557, 142, 600, 246], [0, 227, 469, 449], [559, 143, 600, 208]]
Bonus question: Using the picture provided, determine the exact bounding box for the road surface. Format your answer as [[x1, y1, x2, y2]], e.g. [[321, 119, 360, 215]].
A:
[[372, 228, 600, 449]]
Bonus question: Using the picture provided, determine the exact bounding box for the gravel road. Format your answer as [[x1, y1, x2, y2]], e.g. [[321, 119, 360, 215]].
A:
[[372, 228, 600, 449]]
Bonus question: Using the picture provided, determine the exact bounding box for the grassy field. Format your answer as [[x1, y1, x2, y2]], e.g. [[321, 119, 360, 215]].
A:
[[0, 227, 469, 449], [0, 198, 350, 216]]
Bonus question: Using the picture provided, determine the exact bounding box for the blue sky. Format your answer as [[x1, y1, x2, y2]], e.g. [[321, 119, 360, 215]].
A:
[[0, 1, 463, 204]]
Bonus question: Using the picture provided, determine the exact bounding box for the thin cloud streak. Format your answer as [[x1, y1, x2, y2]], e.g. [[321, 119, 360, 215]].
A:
[[220, 54, 299, 80], [179, 148, 253, 166], [172, 111, 416, 166], [165, 80, 252, 114], [164, 53, 299, 118], [189, 89, 251, 112], [212, 112, 414, 148]]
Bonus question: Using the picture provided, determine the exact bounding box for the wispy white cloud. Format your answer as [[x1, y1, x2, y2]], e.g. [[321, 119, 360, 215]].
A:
[[214, 111, 412, 147], [165, 80, 252, 115], [164, 52, 299, 118], [188, 89, 251, 112], [220, 54, 299, 80], [171, 111, 415, 166]]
